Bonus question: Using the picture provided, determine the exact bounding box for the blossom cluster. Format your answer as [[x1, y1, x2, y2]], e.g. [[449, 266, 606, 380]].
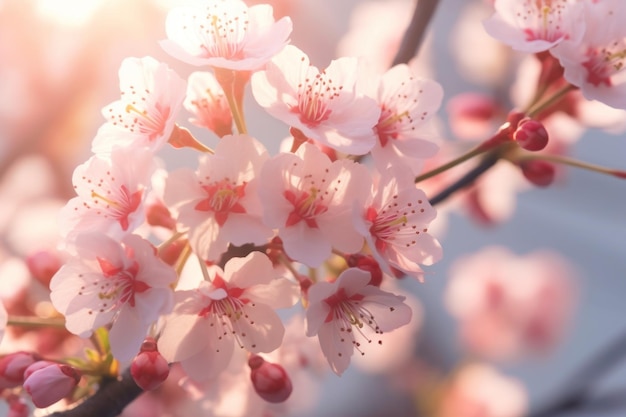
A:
[[37, 0, 446, 407], [485, 0, 626, 108], [1, 0, 621, 414]]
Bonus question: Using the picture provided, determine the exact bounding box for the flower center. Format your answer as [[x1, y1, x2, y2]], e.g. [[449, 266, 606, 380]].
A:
[[293, 71, 340, 128], [90, 184, 143, 231], [284, 188, 328, 228], [583, 44, 626, 87], [195, 179, 247, 226]]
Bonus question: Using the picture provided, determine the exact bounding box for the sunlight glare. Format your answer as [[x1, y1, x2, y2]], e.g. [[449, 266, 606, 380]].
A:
[[35, 0, 105, 26]]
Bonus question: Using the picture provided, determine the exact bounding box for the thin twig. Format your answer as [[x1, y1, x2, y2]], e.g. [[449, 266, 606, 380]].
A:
[[392, 0, 441, 66], [429, 151, 500, 206], [527, 329, 626, 417]]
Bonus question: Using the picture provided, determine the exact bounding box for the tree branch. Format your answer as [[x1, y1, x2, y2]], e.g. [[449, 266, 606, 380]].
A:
[[429, 151, 500, 206], [527, 329, 626, 417], [392, 0, 440, 66], [49, 369, 143, 417]]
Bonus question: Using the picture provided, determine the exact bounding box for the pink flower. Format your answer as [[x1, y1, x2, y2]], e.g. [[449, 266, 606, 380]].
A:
[[164, 134, 273, 262], [161, 0, 292, 70], [184, 71, 233, 137], [0, 352, 40, 390], [50, 233, 176, 362], [354, 167, 442, 281], [258, 143, 370, 267], [445, 247, 575, 359], [59, 148, 156, 245], [438, 364, 527, 417], [305, 268, 412, 376], [23, 362, 81, 408], [370, 64, 442, 175], [91, 56, 186, 154], [158, 252, 298, 381], [251, 45, 381, 155], [483, 0, 585, 53], [550, 0, 626, 109]]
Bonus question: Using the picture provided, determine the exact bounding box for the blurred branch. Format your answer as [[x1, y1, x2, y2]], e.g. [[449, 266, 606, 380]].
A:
[[392, 0, 440, 66], [429, 151, 500, 206], [49, 368, 143, 417], [527, 329, 626, 417]]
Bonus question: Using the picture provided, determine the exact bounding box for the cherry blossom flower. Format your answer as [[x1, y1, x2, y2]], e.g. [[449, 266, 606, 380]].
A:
[[23, 362, 81, 408], [158, 252, 298, 381], [59, 148, 156, 245], [305, 268, 412, 376], [164, 134, 273, 262], [50, 233, 176, 362], [370, 64, 442, 175], [354, 167, 442, 281], [445, 247, 575, 359], [184, 71, 233, 137], [251, 45, 381, 155], [161, 0, 292, 70], [258, 142, 370, 267], [550, 0, 626, 109], [91, 56, 186, 154], [483, 0, 585, 53]]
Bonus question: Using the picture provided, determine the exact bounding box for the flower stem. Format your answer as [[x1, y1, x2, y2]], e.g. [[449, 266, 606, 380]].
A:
[[527, 84, 577, 118], [414, 143, 494, 183], [214, 68, 248, 135], [7, 315, 66, 328], [516, 153, 626, 179], [198, 257, 212, 283], [429, 151, 501, 206]]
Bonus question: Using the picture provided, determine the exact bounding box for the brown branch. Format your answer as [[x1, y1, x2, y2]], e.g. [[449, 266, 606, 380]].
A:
[[49, 369, 143, 417], [392, 0, 441, 66]]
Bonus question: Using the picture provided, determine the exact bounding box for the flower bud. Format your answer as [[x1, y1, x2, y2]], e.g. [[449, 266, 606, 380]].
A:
[[248, 355, 292, 403], [520, 160, 555, 187], [25, 250, 62, 287], [145, 201, 176, 230], [514, 119, 549, 151], [347, 254, 383, 287], [23, 362, 80, 408], [0, 352, 40, 390], [130, 337, 170, 391]]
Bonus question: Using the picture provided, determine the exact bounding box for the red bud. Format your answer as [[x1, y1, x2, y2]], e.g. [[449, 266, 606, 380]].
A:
[[521, 160, 555, 187], [248, 355, 292, 403], [514, 119, 549, 151]]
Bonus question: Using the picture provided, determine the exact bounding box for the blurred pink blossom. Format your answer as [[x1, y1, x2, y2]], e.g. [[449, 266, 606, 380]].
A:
[[445, 247, 575, 359], [437, 364, 527, 417], [161, 0, 292, 70]]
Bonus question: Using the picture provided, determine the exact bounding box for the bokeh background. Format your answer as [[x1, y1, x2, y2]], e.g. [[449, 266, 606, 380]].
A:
[[1, 0, 625, 416]]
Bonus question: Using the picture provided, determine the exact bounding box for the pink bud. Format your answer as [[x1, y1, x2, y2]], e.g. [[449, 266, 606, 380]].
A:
[[0, 352, 40, 390], [514, 119, 549, 151], [25, 250, 62, 287], [145, 201, 176, 230], [23, 363, 81, 408], [347, 254, 383, 287], [520, 160, 555, 187], [248, 355, 292, 403], [130, 337, 170, 391]]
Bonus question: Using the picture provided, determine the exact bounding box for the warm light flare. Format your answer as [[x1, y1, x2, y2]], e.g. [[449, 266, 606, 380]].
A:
[[35, 0, 105, 26]]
